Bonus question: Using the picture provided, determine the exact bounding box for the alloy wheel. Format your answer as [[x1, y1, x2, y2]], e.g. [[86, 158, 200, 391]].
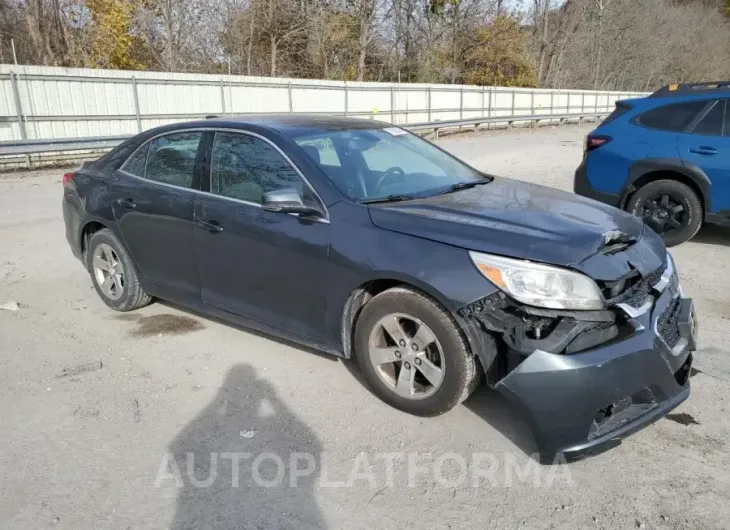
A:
[[367, 313, 445, 400], [640, 193, 687, 235], [92, 243, 125, 301]]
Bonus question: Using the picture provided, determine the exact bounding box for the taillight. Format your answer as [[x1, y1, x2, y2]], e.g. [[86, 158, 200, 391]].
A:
[[62, 172, 74, 186], [585, 135, 612, 153]]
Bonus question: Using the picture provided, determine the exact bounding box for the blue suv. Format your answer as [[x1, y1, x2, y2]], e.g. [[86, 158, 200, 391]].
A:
[[575, 81, 730, 246]]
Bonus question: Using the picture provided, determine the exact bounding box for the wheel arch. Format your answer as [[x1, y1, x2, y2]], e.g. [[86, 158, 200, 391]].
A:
[[79, 220, 109, 264], [339, 277, 489, 378], [622, 159, 710, 214]]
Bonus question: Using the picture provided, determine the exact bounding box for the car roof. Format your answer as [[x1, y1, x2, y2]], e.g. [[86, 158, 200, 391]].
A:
[[201, 114, 393, 136], [649, 81, 730, 99]]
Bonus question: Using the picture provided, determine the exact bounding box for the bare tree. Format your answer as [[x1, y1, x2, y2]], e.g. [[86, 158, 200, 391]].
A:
[[8, 0, 730, 91]]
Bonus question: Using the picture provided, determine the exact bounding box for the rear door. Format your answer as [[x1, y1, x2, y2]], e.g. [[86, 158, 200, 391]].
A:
[[634, 100, 710, 160], [677, 99, 730, 213], [112, 130, 205, 300], [193, 130, 331, 341]]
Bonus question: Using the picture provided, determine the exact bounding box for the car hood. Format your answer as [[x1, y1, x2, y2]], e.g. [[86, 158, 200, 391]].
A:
[[368, 177, 659, 277]]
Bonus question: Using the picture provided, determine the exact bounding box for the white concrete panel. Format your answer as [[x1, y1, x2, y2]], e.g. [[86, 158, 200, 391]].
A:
[[0, 64, 645, 142]]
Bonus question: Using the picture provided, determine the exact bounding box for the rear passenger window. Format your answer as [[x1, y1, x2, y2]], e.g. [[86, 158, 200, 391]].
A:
[[123, 143, 149, 177], [724, 101, 730, 137], [691, 101, 725, 136], [637, 101, 708, 132], [144, 132, 202, 188]]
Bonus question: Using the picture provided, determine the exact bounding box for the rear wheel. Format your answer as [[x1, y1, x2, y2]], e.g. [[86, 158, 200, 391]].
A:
[[626, 179, 702, 246], [354, 286, 481, 416], [86, 229, 152, 311]]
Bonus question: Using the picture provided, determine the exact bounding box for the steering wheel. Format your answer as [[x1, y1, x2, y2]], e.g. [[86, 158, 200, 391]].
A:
[[373, 166, 405, 193]]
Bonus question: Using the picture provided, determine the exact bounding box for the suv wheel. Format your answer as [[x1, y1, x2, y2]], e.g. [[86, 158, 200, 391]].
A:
[[86, 229, 152, 311], [626, 179, 702, 246], [353, 286, 481, 416]]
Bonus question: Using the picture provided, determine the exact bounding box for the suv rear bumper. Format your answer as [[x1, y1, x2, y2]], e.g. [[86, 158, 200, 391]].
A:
[[574, 159, 622, 208], [494, 284, 696, 462]]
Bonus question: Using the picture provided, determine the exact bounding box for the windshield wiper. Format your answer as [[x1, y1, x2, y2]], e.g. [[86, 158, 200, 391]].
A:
[[359, 194, 415, 205], [429, 178, 492, 197]]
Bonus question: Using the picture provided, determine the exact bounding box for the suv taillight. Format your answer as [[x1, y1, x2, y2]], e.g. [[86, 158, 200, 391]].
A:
[[62, 172, 74, 186], [585, 134, 612, 153]]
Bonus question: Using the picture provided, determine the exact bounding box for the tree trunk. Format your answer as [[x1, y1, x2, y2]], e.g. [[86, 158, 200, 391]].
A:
[[357, 17, 367, 81], [270, 35, 277, 76], [593, 1, 609, 89], [165, 0, 175, 71], [246, 8, 255, 75], [536, 0, 550, 86]]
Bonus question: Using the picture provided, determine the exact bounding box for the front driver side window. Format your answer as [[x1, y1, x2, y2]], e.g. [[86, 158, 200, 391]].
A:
[[211, 132, 319, 207], [145, 132, 203, 188]]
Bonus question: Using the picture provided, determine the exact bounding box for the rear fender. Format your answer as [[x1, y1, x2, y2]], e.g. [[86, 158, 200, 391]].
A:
[[623, 158, 711, 212]]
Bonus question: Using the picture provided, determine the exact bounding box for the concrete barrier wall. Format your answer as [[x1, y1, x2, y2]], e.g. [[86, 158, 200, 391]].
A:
[[0, 64, 647, 143]]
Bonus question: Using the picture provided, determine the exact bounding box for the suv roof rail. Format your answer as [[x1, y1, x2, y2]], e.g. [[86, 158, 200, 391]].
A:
[[650, 81, 730, 98]]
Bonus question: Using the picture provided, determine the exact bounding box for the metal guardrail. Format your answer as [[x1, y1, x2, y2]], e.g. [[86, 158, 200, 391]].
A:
[[0, 135, 130, 156], [0, 110, 607, 166], [407, 111, 607, 138]]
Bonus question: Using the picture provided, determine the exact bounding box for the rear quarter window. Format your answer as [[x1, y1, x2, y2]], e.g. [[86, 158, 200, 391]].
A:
[[122, 143, 150, 177], [636, 101, 709, 132]]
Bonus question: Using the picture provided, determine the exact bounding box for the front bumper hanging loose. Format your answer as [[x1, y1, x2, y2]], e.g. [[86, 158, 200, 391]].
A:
[[464, 264, 697, 461]]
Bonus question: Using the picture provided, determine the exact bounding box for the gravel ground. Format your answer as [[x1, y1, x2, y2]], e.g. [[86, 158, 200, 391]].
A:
[[1, 123, 730, 529]]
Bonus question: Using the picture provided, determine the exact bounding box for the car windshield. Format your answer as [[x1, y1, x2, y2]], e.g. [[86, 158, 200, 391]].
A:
[[289, 127, 488, 202]]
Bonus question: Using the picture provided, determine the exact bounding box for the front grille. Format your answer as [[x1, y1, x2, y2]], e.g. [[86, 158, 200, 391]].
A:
[[588, 386, 659, 440], [606, 271, 657, 308], [605, 262, 666, 309], [621, 282, 652, 308], [657, 296, 682, 348], [645, 266, 663, 287]]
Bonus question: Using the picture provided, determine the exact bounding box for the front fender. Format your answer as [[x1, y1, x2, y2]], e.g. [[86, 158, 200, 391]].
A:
[[324, 201, 500, 361]]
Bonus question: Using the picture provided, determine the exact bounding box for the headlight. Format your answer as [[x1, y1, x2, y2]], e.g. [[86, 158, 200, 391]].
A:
[[468, 251, 604, 310]]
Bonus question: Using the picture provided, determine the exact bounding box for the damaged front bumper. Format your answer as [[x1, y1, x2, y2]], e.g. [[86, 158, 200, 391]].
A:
[[461, 258, 698, 461]]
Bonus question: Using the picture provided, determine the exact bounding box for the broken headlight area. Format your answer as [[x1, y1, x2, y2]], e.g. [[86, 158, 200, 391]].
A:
[[459, 292, 634, 380], [459, 258, 670, 382]]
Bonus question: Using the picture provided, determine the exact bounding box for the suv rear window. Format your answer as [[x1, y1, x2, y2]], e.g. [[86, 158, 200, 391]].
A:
[[637, 101, 708, 132]]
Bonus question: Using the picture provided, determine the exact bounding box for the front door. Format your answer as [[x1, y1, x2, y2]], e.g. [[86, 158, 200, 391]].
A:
[[193, 130, 331, 341], [112, 130, 205, 300]]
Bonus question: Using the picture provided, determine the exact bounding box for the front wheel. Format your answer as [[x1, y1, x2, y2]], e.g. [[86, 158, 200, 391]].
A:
[[353, 286, 481, 416], [626, 179, 703, 247]]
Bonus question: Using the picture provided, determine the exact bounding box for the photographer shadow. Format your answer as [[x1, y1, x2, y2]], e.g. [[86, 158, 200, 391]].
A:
[[167, 363, 326, 530]]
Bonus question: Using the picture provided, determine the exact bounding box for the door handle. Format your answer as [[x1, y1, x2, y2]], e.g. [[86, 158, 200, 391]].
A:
[[689, 146, 718, 155], [194, 219, 224, 233], [118, 198, 136, 210]]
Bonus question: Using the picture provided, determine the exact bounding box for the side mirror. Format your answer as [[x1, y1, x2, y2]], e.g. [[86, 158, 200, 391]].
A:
[[262, 188, 322, 217]]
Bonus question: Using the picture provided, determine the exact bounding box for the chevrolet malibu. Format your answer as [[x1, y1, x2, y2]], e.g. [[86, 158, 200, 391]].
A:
[[62, 116, 697, 460]]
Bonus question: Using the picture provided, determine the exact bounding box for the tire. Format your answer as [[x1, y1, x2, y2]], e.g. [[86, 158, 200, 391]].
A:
[[85, 228, 152, 312], [626, 179, 703, 247], [353, 286, 481, 416]]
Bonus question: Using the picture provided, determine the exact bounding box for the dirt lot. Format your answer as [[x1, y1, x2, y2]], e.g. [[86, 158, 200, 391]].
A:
[[2, 124, 730, 529]]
